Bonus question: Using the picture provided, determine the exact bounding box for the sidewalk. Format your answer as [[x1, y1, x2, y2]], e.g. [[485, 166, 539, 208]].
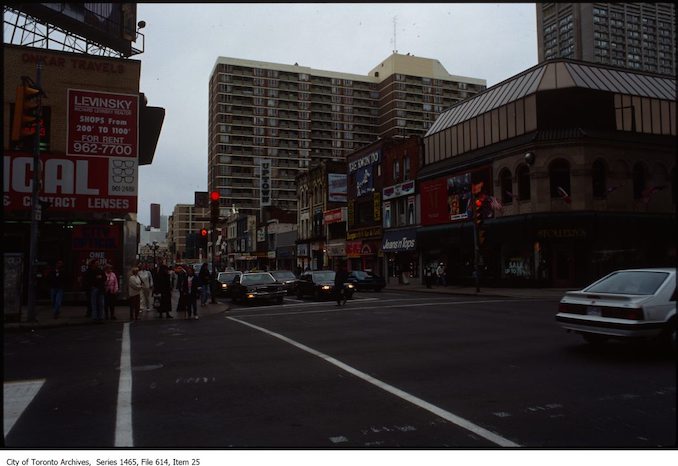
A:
[[3, 291, 231, 332], [4, 284, 569, 331]]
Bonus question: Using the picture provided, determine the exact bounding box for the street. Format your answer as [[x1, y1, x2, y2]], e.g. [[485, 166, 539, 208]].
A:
[[4, 289, 676, 448]]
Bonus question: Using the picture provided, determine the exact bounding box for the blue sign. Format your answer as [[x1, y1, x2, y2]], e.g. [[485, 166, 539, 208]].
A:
[[356, 165, 373, 197]]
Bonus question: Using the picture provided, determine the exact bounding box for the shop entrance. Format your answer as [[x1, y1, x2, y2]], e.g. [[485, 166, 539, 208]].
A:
[[552, 245, 575, 287]]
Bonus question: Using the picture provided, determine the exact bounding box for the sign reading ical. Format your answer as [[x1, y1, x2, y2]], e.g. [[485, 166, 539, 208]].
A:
[[67, 89, 138, 158]]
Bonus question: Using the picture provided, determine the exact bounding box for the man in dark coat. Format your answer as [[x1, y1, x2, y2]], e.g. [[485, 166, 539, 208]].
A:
[[155, 264, 173, 318], [334, 262, 349, 307]]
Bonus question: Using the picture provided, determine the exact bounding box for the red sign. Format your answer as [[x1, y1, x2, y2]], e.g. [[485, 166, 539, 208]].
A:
[[323, 207, 346, 224], [420, 177, 449, 226], [73, 224, 123, 283], [3, 151, 137, 213], [346, 240, 362, 258], [67, 89, 138, 158]]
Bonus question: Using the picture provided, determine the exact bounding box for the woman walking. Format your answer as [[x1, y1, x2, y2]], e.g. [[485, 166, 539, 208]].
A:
[[128, 267, 142, 321], [185, 267, 200, 319], [103, 264, 119, 320], [198, 263, 211, 307]]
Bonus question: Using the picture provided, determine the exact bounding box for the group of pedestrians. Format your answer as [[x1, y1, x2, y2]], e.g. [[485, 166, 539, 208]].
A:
[[46, 259, 214, 323]]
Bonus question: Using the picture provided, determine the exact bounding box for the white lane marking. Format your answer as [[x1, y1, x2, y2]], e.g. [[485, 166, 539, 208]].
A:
[[3, 379, 45, 438], [227, 316, 520, 447], [115, 322, 133, 447], [232, 298, 533, 318]]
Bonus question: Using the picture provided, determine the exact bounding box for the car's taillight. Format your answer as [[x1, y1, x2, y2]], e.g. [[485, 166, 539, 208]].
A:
[[603, 307, 644, 320]]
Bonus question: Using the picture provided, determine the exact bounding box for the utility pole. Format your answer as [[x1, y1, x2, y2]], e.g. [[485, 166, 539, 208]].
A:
[[27, 64, 44, 322]]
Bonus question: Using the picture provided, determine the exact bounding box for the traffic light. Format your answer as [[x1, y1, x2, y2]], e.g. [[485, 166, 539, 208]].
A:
[[210, 191, 220, 224], [473, 194, 486, 248], [11, 79, 43, 145], [199, 228, 208, 253]]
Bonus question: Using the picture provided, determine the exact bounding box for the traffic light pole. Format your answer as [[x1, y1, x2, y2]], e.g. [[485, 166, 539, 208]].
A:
[[472, 197, 481, 293], [26, 63, 43, 322]]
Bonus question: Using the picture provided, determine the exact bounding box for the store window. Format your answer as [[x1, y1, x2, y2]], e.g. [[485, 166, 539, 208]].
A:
[[549, 159, 571, 199], [592, 159, 608, 199], [500, 168, 513, 204], [633, 162, 647, 200], [516, 164, 531, 201]]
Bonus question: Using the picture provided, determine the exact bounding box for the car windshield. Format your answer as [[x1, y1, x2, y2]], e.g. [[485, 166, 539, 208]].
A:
[[218, 272, 240, 283], [351, 271, 368, 279], [242, 273, 275, 285], [271, 271, 295, 280], [313, 271, 335, 282], [584, 271, 670, 295]]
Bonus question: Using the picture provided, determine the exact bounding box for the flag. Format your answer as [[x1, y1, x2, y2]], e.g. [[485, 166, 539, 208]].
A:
[[489, 195, 503, 214], [557, 186, 571, 204], [641, 185, 664, 204]]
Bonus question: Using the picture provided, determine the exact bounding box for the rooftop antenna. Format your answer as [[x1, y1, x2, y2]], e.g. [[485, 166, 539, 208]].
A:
[[392, 16, 397, 53]]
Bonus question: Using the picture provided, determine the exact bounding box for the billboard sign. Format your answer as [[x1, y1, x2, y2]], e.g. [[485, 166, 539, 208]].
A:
[[67, 89, 138, 158], [328, 173, 347, 203], [3, 151, 137, 213]]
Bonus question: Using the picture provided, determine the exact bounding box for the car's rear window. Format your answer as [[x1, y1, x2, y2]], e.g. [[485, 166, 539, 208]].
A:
[[313, 271, 335, 281], [272, 271, 295, 280], [218, 272, 240, 282], [585, 271, 670, 295], [242, 273, 275, 285]]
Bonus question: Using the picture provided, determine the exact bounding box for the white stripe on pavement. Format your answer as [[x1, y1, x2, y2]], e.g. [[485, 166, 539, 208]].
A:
[[115, 322, 133, 447], [227, 316, 520, 447], [3, 379, 45, 438]]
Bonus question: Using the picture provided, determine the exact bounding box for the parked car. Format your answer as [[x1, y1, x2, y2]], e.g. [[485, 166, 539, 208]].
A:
[[555, 268, 676, 349], [230, 272, 286, 305], [216, 271, 242, 297], [296, 270, 355, 300], [347, 270, 386, 291], [269, 270, 299, 295]]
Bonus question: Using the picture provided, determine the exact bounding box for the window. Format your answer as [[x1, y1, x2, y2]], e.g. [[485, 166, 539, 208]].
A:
[[549, 159, 571, 199], [592, 159, 607, 199], [516, 164, 531, 201], [403, 156, 411, 180], [500, 168, 513, 204], [393, 160, 400, 182], [633, 162, 647, 199]]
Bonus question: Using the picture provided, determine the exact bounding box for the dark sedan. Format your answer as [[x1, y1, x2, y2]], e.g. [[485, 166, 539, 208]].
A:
[[230, 272, 286, 305], [216, 271, 242, 297], [296, 270, 355, 300], [347, 270, 386, 291], [269, 270, 299, 295]]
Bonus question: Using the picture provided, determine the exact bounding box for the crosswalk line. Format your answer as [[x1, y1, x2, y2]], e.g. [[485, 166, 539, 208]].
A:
[[3, 379, 45, 438]]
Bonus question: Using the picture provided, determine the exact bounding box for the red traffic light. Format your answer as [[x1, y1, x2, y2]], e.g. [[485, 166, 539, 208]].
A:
[[475, 199, 483, 208], [210, 191, 220, 202], [200, 228, 208, 237]]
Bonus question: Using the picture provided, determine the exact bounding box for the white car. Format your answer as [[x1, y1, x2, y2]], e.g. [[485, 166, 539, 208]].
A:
[[556, 268, 676, 349]]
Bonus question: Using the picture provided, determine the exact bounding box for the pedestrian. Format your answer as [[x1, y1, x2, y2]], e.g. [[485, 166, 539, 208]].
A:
[[128, 267, 142, 320], [198, 263, 211, 307], [138, 262, 154, 313], [47, 260, 66, 319], [156, 264, 173, 319], [436, 262, 445, 286], [85, 259, 105, 321], [175, 264, 188, 315], [103, 264, 119, 320], [183, 267, 200, 319], [334, 262, 349, 307], [424, 265, 433, 289]]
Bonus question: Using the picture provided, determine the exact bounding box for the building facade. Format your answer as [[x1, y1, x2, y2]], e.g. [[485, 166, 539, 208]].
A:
[[421, 58, 675, 288], [537, 3, 676, 76], [167, 204, 210, 262], [207, 53, 485, 219]]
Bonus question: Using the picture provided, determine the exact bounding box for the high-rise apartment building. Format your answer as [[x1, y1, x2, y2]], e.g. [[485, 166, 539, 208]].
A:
[[208, 53, 486, 217], [537, 3, 675, 75]]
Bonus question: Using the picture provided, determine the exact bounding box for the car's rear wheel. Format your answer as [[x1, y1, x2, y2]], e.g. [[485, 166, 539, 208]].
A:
[[582, 333, 608, 345]]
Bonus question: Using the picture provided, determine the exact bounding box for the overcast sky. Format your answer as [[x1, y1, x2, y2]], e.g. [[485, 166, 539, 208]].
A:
[[135, 3, 538, 226]]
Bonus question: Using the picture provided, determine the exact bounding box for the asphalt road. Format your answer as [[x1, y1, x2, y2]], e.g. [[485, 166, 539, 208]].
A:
[[4, 290, 676, 448]]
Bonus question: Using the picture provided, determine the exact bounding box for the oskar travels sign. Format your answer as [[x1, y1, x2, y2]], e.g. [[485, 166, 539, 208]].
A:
[[260, 158, 271, 207]]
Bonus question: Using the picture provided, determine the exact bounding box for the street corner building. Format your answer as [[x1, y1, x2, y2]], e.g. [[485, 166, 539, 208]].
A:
[[3, 4, 165, 318], [420, 59, 676, 288]]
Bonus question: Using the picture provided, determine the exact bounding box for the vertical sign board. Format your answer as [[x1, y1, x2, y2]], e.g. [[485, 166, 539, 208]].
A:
[[260, 158, 271, 207], [3, 253, 24, 321], [327, 174, 347, 202], [72, 224, 123, 285]]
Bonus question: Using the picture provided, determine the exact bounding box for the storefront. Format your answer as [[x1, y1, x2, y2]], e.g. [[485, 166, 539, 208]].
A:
[[382, 227, 418, 284], [346, 226, 383, 274]]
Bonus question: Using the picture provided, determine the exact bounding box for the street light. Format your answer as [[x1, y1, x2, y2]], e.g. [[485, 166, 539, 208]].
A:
[[148, 241, 160, 267]]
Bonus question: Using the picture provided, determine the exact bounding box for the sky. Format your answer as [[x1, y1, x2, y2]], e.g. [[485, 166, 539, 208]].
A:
[[135, 3, 538, 226]]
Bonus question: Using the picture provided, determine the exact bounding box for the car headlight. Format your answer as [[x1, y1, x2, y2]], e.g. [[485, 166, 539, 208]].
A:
[[346, 284, 354, 289], [322, 285, 331, 290], [246, 293, 256, 299], [221, 284, 228, 289]]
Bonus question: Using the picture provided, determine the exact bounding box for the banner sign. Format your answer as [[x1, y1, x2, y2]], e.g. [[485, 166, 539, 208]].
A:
[[356, 165, 373, 197], [3, 151, 137, 213], [382, 228, 417, 252], [383, 180, 415, 201], [260, 158, 271, 206], [328, 173, 347, 203], [447, 173, 472, 221], [323, 207, 346, 224], [346, 240, 362, 258], [346, 226, 382, 241], [67, 89, 138, 158], [349, 150, 381, 174]]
